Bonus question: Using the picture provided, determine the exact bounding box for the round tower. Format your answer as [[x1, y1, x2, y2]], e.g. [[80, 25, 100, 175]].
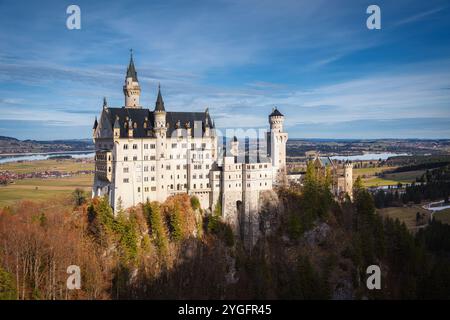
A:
[[123, 50, 141, 108], [269, 108, 284, 133], [268, 107, 288, 183], [344, 161, 353, 198]]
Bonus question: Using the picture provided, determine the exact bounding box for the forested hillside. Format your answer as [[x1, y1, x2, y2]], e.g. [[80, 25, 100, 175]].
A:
[[0, 164, 449, 299]]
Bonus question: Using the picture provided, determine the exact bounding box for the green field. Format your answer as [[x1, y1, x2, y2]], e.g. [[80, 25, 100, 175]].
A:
[[377, 206, 430, 231], [0, 159, 93, 207], [356, 166, 425, 187], [0, 159, 94, 173], [434, 209, 450, 225]]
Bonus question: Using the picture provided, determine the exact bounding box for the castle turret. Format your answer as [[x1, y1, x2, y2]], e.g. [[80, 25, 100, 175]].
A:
[[92, 116, 98, 138], [123, 50, 141, 108], [154, 84, 167, 136], [204, 108, 210, 137], [113, 117, 120, 140], [268, 107, 288, 182]]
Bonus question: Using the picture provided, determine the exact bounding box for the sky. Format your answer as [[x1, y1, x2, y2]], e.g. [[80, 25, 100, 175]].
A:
[[0, 0, 450, 140]]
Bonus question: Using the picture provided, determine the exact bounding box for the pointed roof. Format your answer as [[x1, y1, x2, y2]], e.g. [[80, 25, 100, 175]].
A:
[[126, 50, 138, 81], [269, 107, 284, 117], [155, 84, 165, 112], [204, 108, 210, 127], [103, 97, 108, 109], [93, 117, 98, 130], [114, 117, 120, 129]]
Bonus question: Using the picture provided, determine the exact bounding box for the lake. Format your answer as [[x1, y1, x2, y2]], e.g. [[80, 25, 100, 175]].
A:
[[0, 151, 95, 164], [330, 153, 409, 161]]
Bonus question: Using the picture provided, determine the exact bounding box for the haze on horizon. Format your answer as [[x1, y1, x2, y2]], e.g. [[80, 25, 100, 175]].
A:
[[0, 0, 450, 140]]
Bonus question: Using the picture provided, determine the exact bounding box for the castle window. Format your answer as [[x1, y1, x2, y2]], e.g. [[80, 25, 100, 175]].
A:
[[172, 143, 177, 148], [133, 144, 138, 149], [151, 177, 155, 181], [133, 156, 137, 161], [150, 156, 156, 160], [144, 177, 148, 182], [191, 143, 195, 150], [137, 187, 141, 192], [123, 167, 129, 173], [151, 187, 156, 191], [177, 165, 180, 170], [206, 164, 210, 169], [193, 184, 196, 189], [144, 144, 148, 149], [170, 184, 173, 190], [151, 166, 155, 171], [144, 166, 148, 172], [150, 144, 156, 149], [166, 165, 171, 170], [144, 187, 149, 192], [124, 156, 128, 161], [123, 178, 129, 183], [123, 144, 128, 150]]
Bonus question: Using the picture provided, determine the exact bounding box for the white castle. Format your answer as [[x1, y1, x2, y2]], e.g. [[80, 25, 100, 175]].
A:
[[92, 54, 287, 237]]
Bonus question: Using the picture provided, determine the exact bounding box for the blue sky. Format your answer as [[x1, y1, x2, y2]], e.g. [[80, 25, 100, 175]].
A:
[[0, 0, 450, 140]]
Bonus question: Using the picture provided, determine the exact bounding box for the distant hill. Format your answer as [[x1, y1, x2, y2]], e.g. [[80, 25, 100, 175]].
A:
[[0, 136, 94, 155]]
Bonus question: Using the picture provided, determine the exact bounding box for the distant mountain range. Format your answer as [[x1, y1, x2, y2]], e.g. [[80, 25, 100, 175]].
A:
[[0, 136, 94, 155]]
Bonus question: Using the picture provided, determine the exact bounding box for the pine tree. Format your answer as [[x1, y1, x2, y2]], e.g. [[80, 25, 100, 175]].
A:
[[170, 204, 183, 242]]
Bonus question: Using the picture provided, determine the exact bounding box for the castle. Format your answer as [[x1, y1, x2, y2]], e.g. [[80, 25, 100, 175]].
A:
[[92, 53, 288, 239]]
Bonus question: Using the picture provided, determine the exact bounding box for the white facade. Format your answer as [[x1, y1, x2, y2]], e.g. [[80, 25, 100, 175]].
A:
[[92, 55, 288, 239]]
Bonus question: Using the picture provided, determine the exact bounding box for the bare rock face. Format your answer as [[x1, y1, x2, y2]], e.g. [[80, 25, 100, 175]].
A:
[[258, 190, 281, 236], [239, 190, 281, 250], [303, 222, 331, 246]]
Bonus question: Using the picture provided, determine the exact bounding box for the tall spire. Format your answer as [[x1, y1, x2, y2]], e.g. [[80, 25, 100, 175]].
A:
[[155, 83, 165, 112], [103, 97, 107, 109], [126, 49, 138, 81]]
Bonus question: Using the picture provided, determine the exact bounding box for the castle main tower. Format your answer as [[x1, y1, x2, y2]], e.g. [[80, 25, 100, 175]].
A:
[[268, 107, 288, 182], [123, 50, 141, 108]]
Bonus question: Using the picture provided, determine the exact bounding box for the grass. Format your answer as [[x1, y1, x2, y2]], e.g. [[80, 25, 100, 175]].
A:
[[0, 159, 93, 207], [377, 206, 431, 231], [0, 159, 94, 173], [357, 166, 425, 187], [382, 170, 425, 183], [354, 166, 396, 177], [434, 209, 450, 225]]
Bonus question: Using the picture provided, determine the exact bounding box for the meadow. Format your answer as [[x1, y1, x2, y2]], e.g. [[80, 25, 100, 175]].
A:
[[377, 206, 431, 231], [0, 159, 93, 207], [354, 166, 425, 187]]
